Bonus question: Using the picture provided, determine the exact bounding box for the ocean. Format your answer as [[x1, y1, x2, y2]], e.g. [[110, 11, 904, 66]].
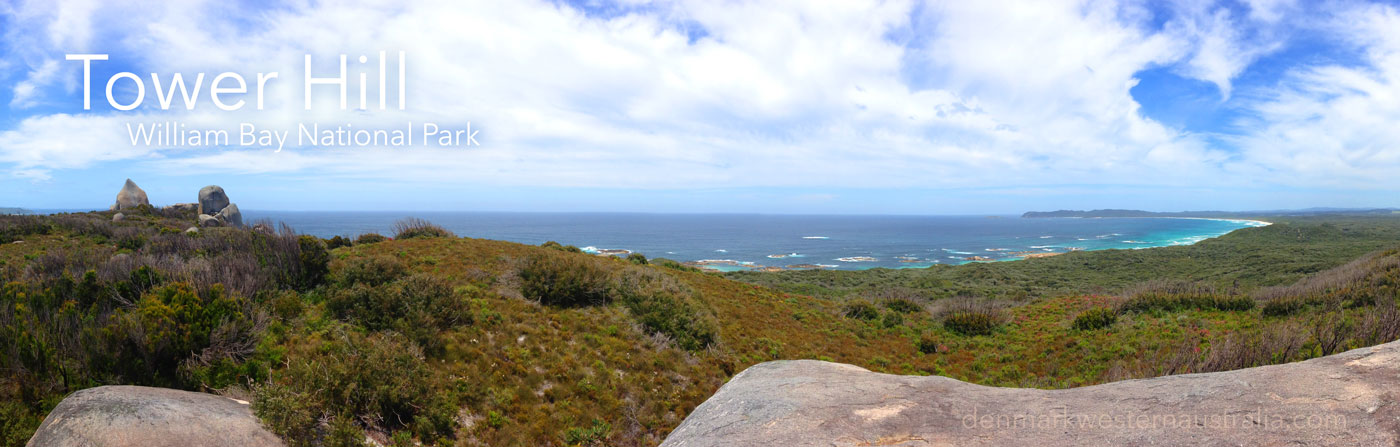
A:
[[239, 211, 1268, 271]]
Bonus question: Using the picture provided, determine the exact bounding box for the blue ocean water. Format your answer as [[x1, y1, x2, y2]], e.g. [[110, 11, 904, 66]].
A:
[[240, 212, 1267, 271]]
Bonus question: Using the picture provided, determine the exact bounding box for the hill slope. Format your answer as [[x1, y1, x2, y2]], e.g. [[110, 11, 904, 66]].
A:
[[3, 211, 1400, 446]]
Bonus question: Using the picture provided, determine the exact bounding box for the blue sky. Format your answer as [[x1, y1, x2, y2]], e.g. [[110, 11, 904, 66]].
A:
[[3, 0, 1400, 214]]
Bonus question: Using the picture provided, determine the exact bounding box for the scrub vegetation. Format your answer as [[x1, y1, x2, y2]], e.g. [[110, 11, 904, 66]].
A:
[[2, 210, 1399, 446]]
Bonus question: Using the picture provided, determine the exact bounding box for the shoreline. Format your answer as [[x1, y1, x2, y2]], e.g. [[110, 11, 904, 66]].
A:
[[706, 217, 1272, 272]]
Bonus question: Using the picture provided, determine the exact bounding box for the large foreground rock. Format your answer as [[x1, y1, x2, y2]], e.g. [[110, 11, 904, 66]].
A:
[[27, 385, 282, 447], [111, 179, 149, 210], [662, 341, 1400, 446]]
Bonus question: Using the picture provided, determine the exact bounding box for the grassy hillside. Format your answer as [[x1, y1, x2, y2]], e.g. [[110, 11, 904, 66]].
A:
[[2, 211, 1399, 446]]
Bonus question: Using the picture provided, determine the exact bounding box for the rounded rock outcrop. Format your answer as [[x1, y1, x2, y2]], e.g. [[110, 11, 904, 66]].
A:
[[199, 214, 223, 227], [198, 185, 230, 216], [112, 179, 150, 210], [217, 203, 243, 228], [25, 385, 283, 447]]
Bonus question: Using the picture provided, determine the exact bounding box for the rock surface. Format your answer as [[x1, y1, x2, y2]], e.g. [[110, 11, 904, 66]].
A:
[[662, 341, 1400, 446], [112, 179, 149, 210], [199, 214, 223, 227], [217, 203, 243, 228], [112, 212, 124, 222], [26, 385, 283, 447], [198, 185, 230, 215], [166, 202, 198, 212]]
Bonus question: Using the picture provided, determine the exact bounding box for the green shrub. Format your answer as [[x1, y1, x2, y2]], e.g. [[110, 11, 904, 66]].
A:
[[613, 267, 718, 351], [324, 413, 366, 447], [541, 241, 583, 253], [251, 383, 318, 447], [127, 282, 249, 382], [332, 255, 408, 287], [916, 335, 941, 354], [519, 253, 612, 307], [653, 258, 701, 272], [626, 252, 648, 265], [1118, 280, 1255, 313], [563, 419, 612, 445], [0, 401, 43, 447], [257, 331, 456, 445], [1262, 298, 1304, 317], [270, 291, 304, 320], [1072, 307, 1117, 330], [326, 235, 352, 250], [883, 298, 923, 313], [944, 310, 1002, 336], [880, 311, 904, 328], [0, 215, 51, 243], [393, 217, 454, 239], [842, 301, 879, 320], [326, 274, 470, 353], [354, 233, 387, 244], [1119, 292, 1254, 313], [295, 235, 329, 291]]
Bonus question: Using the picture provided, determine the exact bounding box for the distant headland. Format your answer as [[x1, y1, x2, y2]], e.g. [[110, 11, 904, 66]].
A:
[[0, 207, 32, 215], [1023, 207, 1400, 219]]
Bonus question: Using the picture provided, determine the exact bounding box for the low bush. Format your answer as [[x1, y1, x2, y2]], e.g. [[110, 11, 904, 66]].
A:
[[392, 217, 454, 240], [326, 274, 470, 354], [1261, 297, 1304, 317], [325, 235, 352, 250], [354, 233, 387, 244], [916, 334, 941, 354], [332, 255, 408, 287], [252, 330, 457, 446], [1118, 280, 1253, 313], [1072, 307, 1117, 330], [613, 267, 717, 351], [842, 301, 879, 320], [0, 215, 51, 244], [880, 311, 904, 328], [883, 298, 923, 313], [652, 258, 701, 273], [541, 241, 585, 253], [626, 253, 648, 265], [944, 311, 1001, 336], [519, 253, 612, 307], [294, 236, 329, 291]]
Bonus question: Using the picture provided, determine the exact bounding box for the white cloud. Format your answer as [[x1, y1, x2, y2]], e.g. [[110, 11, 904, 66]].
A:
[[1227, 1, 1400, 187], [9, 59, 59, 108], [1166, 1, 1288, 99], [0, 0, 1395, 199]]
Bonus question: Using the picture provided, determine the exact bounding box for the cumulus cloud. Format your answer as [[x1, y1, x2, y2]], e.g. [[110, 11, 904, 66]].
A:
[[0, 0, 1397, 200]]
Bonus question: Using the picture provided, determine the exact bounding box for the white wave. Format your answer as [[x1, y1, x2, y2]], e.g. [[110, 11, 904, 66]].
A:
[[802, 236, 829, 239], [1040, 235, 1053, 239], [836, 256, 878, 262]]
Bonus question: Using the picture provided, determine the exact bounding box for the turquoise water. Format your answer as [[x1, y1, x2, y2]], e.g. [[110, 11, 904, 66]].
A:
[[239, 212, 1268, 271]]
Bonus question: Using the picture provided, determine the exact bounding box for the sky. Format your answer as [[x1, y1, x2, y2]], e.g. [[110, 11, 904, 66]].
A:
[[2, 0, 1400, 214]]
